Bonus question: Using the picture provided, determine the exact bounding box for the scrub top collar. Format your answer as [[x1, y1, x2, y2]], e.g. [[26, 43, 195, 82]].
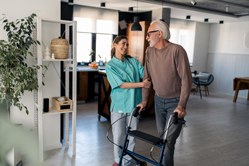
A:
[[113, 55, 126, 64]]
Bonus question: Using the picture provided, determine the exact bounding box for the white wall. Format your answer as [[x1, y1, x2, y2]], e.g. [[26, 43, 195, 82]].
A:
[[192, 22, 210, 72], [152, 8, 163, 21], [0, 0, 61, 149], [170, 18, 196, 67], [207, 21, 249, 98], [209, 22, 249, 54]]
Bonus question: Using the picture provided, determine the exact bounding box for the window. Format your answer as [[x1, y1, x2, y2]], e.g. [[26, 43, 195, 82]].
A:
[[96, 20, 113, 34], [77, 33, 92, 62], [169, 28, 193, 64], [74, 17, 92, 33], [75, 18, 116, 63], [95, 34, 112, 62]]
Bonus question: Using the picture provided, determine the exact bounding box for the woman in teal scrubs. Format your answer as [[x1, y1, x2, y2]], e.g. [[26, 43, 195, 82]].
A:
[[105, 36, 151, 166]]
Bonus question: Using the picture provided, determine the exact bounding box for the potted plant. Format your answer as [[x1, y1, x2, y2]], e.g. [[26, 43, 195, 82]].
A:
[[88, 49, 94, 63], [0, 13, 47, 118], [98, 54, 104, 66]]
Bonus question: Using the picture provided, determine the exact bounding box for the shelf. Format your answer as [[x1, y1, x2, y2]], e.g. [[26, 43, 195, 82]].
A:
[[36, 17, 77, 162], [42, 59, 74, 62], [43, 107, 73, 116]]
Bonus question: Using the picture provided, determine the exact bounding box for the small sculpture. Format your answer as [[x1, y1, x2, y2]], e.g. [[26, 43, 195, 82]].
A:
[[51, 53, 55, 59], [44, 46, 51, 59]]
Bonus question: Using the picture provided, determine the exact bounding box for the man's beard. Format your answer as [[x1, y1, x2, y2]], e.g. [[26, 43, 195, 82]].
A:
[[148, 36, 159, 47]]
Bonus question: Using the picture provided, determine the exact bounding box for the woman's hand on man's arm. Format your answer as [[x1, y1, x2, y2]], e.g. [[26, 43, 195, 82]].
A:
[[142, 78, 151, 88], [119, 78, 151, 89]]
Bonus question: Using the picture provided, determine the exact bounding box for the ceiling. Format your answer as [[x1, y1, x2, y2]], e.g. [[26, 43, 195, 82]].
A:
[[62, 0, 249, 23]]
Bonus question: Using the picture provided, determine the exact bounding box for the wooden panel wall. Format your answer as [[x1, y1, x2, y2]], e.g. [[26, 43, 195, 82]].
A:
[[126, 21, 150, 65], [126, 21, 155, 116]]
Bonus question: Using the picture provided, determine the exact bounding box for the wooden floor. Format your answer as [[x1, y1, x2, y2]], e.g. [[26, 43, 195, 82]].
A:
[[40, 91, 249, 166]]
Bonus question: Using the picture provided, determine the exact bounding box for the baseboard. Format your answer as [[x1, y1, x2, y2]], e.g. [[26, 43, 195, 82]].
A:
[[44, 143, 62, 151], [209, 90, 248, 99]]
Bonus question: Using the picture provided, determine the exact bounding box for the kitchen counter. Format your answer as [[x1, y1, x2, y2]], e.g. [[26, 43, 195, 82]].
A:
[[67, 66, 105, 72], [77, 66, 105, 72]]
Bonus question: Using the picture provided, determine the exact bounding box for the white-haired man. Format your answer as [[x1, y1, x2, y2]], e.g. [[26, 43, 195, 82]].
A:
[[137, 20, 192, 166]]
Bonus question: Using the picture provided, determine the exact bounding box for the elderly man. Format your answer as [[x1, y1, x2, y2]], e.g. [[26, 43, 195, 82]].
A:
[[137, 20, 192, 166]]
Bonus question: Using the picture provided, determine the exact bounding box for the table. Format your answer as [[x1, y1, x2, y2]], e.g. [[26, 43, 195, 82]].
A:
[[233, 77, 249, 102], [192, 74, 206, 99]]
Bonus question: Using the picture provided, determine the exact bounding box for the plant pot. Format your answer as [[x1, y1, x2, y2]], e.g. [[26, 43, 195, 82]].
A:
[[50, 38, 69, 59]]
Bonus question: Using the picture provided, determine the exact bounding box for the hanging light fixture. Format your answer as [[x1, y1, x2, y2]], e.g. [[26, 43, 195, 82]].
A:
[[131, 0, 142, 31], [160, 0, 164, 22]]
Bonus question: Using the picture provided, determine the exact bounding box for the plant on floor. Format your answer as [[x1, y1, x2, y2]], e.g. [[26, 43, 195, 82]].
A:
[[0, 13, 47, 117]]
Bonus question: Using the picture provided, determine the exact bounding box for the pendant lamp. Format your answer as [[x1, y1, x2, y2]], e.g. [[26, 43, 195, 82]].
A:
[[131, 0, 142, 31], [160, 0, 164, 22]]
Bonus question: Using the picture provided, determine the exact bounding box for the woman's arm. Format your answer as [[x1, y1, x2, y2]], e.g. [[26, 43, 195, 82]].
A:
[[119, 78, 151, 89]]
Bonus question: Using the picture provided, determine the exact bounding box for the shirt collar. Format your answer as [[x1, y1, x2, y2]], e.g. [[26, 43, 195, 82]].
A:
[[113, 55, 126, 64]]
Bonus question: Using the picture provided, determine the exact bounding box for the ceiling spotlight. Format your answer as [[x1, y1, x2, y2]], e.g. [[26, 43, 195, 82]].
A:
[[191, 0, 197, 6], [219, 21, 224, 24], [129, 7, 133, 11], [186, 15, 191, 19], [68, 0, 74, 5], [101, 2, 105, 7], [226, 4, 229, 12]]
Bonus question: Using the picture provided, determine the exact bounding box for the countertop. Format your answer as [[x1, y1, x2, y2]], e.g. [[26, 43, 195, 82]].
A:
[[67, 66, 105, 72], [98, 70, 106, 74]]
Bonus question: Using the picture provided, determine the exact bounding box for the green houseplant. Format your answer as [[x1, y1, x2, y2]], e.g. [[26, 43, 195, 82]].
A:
[[0, 13, 47, 117]]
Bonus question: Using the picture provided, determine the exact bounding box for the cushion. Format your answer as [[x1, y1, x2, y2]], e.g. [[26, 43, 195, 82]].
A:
[[199, 72, 211, 82]]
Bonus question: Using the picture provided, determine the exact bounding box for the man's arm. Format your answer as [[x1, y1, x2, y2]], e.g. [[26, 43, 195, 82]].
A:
[[174, 46, 192, 118], [138, 51, 151, 112]]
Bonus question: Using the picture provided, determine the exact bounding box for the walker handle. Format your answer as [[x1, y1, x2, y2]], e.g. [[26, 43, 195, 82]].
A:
[[127, 107, 141, 128], [132, 107, 140, 117], [173, 112, 178, 124]]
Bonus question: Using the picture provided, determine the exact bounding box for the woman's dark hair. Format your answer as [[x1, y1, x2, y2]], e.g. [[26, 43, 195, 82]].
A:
[[110, 35, 132, 60]]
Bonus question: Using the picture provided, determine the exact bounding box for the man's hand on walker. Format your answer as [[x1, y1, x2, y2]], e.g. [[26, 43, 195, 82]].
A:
[[137, 101, 147, 113], [173, 106, 187, 118]]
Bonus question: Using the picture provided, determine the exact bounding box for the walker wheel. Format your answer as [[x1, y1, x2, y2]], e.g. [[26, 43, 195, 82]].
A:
[[138, 161, 147, 166]]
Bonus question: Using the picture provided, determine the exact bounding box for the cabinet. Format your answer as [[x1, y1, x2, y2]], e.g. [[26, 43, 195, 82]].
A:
[[78, 72, 88, 101], [34, 18, 77, 162]]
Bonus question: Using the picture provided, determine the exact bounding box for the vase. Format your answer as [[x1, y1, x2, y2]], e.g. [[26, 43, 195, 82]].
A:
[[50, 38, 69, 59], [89, 56, 92, 63]]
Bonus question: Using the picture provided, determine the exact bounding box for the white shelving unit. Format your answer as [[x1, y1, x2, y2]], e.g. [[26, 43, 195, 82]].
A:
[[34, 17, 77, 162]]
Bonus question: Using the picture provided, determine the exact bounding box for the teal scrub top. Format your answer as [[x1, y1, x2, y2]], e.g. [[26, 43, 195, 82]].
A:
[[105, 55, 144, 114]]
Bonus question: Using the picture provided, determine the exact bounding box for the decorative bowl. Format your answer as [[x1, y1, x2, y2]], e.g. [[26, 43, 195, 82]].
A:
[[57, 97, 65, 102]]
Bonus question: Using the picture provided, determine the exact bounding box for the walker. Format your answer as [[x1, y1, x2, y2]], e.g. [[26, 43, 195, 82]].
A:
[[118, 107, 179, 166]]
